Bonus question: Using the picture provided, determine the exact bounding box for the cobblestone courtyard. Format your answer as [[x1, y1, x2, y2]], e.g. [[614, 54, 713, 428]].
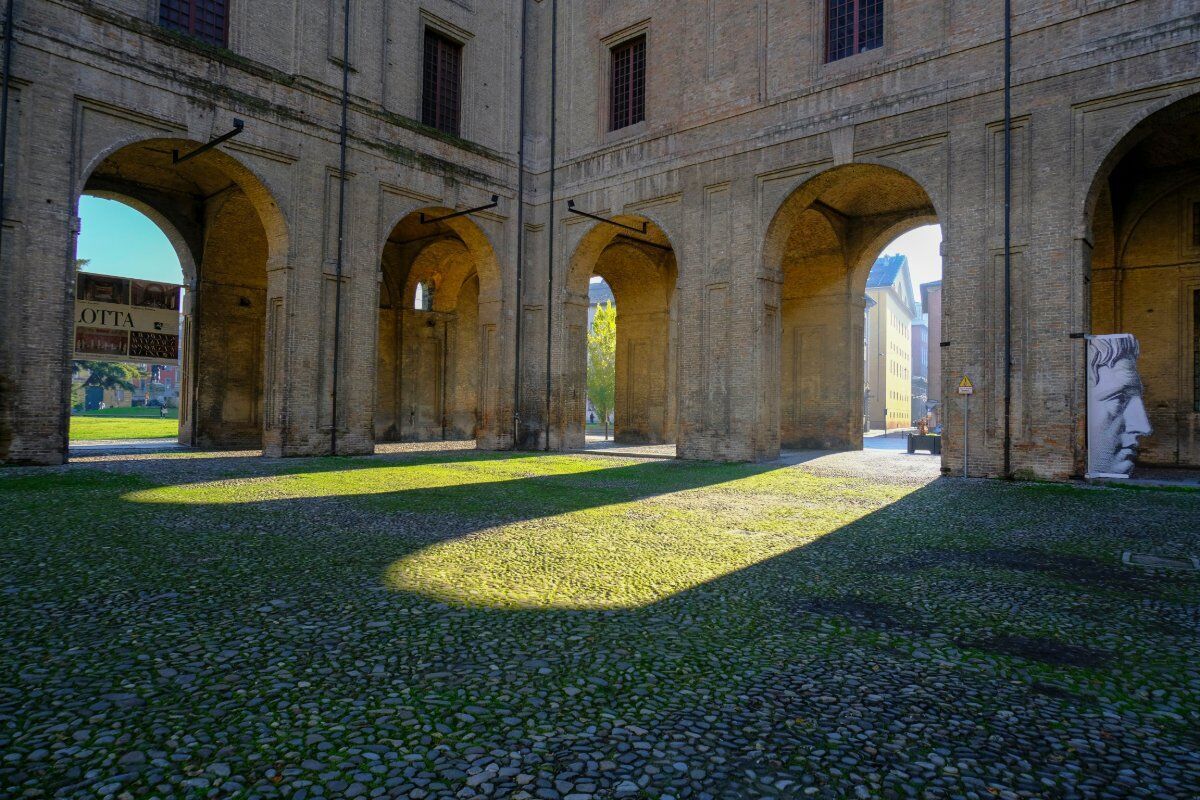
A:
[[2, 448, 1198, 799]]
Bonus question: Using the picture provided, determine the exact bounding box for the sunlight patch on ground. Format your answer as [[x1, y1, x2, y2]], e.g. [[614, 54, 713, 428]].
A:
[[117, 450, 920, 609], [120, 454, 615, 505], [382, 484, 913, 610]]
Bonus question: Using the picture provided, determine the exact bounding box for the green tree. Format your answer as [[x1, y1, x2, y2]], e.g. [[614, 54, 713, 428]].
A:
[[587, 301, 616, 440], [72, 361, 145, 393]]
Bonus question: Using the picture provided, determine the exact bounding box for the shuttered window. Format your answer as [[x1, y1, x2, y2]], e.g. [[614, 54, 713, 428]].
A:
[[826, 0, 883, 63], [422, 30, 463, 136], [610, 35, 646, 132], [160, 0, 228, 47]]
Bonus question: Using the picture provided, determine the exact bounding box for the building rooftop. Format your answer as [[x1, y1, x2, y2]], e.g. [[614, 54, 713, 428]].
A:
[[589, 281, 615, 307], [866, 254, 907, 289]]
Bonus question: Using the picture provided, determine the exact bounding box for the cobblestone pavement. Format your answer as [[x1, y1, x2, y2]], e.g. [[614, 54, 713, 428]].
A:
[[2, 448, 1198, 799]]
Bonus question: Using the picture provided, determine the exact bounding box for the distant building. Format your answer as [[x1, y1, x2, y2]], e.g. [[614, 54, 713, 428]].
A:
[[866, 255, 919, 431], [911, 310, 929, 423], [921, 281, 944, 425], [911, 314, 928, 381], [863, 294, 877, 432]]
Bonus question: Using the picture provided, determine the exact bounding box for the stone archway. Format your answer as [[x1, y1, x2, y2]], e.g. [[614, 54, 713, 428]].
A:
[[1083, 92, 1200, 470], [562, 216, 678, 452], [375, 209, 502, 447], [77, 138, 289, 452], [763, 163, 939, 451]]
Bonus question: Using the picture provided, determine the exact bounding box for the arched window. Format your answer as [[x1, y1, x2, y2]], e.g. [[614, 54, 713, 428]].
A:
[[414, 281, 433, 311]]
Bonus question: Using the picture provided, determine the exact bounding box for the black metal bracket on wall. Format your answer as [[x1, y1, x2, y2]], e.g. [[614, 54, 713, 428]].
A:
[[420, 195, 500, 225], [565, 201, 671, 252], [173, 119, 245, 165], [566, 200, 648, 234]]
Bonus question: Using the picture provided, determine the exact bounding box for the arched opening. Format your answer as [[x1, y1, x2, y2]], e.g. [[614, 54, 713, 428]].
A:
[[565, 216, 678, 453], [559, 215, 676, 453], [1085, 94, 1200, 472], [375, 210, 501, 446], [763, 163, 940, 454], [70, 197, 186, 443], [75, 138, 287, 452], [867, 225, 944, 439]]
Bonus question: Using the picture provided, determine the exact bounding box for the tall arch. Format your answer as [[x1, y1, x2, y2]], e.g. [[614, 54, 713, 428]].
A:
[[563, 215, 678, 451], [1082, 92, 1200, 470], [763, 163, 939, 451], [76, 138, 290, 450], [375, 208, 503, 447]]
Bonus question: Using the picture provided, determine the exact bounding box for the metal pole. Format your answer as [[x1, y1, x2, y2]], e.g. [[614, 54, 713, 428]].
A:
[[329, 0, 352, 456], [0, 0, 16, 269], [542, 0, 558, 451], [512, 0, 530, 449], [963, 395, 969, 479], [1002, 0, 1013, 478]]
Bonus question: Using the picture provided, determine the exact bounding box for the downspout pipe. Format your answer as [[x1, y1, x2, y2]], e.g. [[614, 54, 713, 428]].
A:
[[0, 0, 16, 267], [512, 0, 529, 448], [542, 0, 558, 451], [330, 0, 352, 456], [1002, 0, 1013, 478]]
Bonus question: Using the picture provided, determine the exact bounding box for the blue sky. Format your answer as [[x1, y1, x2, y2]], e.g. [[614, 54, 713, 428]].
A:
[[76, 196, 184, 283], [880, 224, 942, 293]]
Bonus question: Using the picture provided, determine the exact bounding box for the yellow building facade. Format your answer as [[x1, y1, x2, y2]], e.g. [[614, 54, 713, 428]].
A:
[[866, 256, 919, 431]]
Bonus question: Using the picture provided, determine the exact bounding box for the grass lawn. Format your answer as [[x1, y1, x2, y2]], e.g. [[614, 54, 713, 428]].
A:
[[1, 451, 1197, 797], [75, 406, 180, 419], [70, 408, 179, 440]]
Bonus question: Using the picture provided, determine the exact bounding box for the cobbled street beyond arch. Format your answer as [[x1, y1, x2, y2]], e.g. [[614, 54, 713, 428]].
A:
[[2, 447, 1197, 799]]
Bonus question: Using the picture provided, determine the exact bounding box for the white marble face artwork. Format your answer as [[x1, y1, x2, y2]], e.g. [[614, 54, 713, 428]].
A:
[[1087, 334, 1152, 478]]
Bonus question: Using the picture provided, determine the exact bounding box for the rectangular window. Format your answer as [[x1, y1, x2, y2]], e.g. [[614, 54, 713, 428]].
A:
[[1192, 200, 1200, 247], [160, 0, 228, 47], [610, 35, 646, 132], [422, 29, 463, 136], [826, 0, 884, 63]]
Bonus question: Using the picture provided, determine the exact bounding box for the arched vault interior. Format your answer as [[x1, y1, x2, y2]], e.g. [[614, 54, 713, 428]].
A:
[[1090, 104, 1200, 467], [764, 163, 937, 450], [82, 140, 279, 450], [376, 211, 498, 444], [564, 218, 677, 450]]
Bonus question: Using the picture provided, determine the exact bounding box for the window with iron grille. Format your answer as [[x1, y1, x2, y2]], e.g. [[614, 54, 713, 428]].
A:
[[160, 0, 228, 47], [610, 35, 646, 132], [422, 29, 463, 136], [826, 0, 884, 63]]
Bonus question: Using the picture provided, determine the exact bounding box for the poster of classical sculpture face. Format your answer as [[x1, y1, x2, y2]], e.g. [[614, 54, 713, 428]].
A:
[[1087, 334, 1152, 479]]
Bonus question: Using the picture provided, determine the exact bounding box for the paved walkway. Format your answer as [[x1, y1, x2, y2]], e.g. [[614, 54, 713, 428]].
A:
[[580, 436, 677, 459], [5, 442, 1198, 799]]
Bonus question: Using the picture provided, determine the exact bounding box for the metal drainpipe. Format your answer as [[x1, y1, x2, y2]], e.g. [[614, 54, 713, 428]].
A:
[[512, 0, 529, 449], [542, 0, 558, 451], [1002, 0, 1013, 478], [330, 0, 352, 456], [440, 317, 448, 441], [0, 0, 16, 269]]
